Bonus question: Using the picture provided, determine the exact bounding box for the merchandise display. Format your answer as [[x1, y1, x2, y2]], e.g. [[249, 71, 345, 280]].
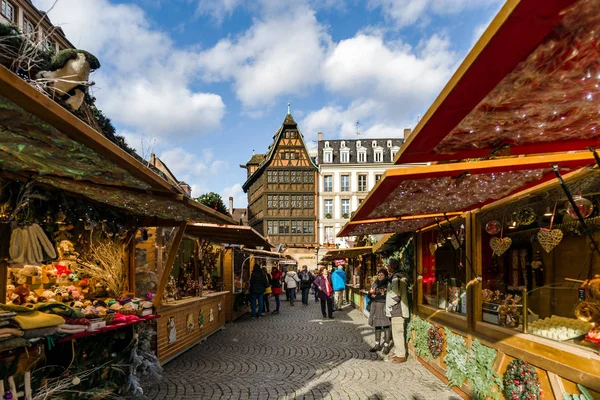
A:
[[528, 316, 592, 341]]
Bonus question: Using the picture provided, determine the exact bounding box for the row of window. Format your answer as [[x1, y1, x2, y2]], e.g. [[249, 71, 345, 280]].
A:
[[267, 220, 314, 235], [279, 151, 300, 160], [284, 131, 298, 139], [324, 199, 351, 217], [267, 195, 314, 209], [323, 174, 381, 192], [1, 0, 55, 50], [322, 149, 397, 164], [267, 170, 314, 184]]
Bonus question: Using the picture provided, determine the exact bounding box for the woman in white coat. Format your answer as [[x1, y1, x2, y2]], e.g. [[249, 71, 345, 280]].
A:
[[284, 268, 300, 306]]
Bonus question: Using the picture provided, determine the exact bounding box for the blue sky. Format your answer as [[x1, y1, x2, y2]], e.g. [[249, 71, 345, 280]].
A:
[[34, 0, 504, 208]]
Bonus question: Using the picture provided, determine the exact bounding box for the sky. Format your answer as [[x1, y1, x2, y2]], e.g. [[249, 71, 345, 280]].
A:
[[33, 0, 504, 208]]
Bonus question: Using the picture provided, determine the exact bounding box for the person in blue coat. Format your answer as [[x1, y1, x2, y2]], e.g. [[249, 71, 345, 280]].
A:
[[331, 265, 347, 311]]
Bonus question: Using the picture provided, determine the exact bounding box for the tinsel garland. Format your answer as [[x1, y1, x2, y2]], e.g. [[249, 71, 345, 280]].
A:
[[502, 359, 541, 400], [427, 325, 444, 359]]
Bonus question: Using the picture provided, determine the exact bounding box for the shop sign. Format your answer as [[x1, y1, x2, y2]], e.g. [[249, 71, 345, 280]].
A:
[[334, 259, 346, 266]]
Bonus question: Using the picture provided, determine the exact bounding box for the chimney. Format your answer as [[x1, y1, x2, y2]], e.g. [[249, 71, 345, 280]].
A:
[[229, 196, 234, 214], [318, 132, 323, 142], [403, 128, 412, 139], [150, 153, 156, 167]]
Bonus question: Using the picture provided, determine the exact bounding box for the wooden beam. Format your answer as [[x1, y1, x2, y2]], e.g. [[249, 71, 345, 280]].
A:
[[127, 234, 137, 294], [154, 222, 187, 307], [0, 261, 7, 304]]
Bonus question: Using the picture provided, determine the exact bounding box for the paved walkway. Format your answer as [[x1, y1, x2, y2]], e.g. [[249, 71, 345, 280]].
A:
[[145, 299, 460, 400]]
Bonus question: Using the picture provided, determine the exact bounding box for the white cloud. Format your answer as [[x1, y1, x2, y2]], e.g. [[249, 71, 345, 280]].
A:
[[195, 0, 245, 22], [197, 5, 331, 108], [368, 0, 503, 29], [33, 0, 225, 139], [222, 183, 247, 209]]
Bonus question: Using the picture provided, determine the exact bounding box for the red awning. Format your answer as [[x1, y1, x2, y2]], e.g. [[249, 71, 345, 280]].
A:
[[338, 153, 595, 237], [396, 0, 600, 164]]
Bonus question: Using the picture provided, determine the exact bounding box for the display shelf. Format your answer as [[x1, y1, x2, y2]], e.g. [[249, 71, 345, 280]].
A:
[[57, 314, 160, 343]]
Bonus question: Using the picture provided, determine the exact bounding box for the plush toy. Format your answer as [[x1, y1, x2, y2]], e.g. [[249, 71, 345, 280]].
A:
[[68, 272, 81, 282], [94, 282, 108, 298], [57, 240, 78, 261], [66, 285, 83, 301], [35, 49, 101, 111], [78, 279, 90, 298], [21, 265, 43, 278], [26, 292, 38, 304], [12, 284, 31, 305], [6, 284, 16, 303], [38, 290, 57, 303]]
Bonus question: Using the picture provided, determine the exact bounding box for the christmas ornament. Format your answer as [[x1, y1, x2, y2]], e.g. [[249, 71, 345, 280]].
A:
[[489, 237, 512, 256], [537, 229, 563, 253], [514, 208, 536, 225], [450, 236, 460, 250], [428, 243, 438, 255], [567, 196, 593, 219], [485, 220, 501, 235], [436, 231, 446, 247]]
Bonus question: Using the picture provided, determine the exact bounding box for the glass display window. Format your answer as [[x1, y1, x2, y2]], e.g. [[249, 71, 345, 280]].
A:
[[421, 223, 467, 316]]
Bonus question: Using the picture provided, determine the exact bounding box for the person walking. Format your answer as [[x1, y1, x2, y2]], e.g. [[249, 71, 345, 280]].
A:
[[312, 269, 320, 303], [262, 266, 272, 315], [284, 267, 300, 306], [331, 264, 347, 311], [249, 264, 268, 319], [313, 267, 334, 319], [368, 269, 392, 353], [270, 266, 282, 314], [298, 265, 314, 305], [385, 258, 410, 363]]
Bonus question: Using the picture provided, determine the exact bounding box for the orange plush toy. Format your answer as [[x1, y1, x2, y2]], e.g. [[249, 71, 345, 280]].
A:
[[12, 284, 31, 305]]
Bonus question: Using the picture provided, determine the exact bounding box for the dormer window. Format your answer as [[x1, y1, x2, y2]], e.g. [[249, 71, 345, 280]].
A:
[[324, 141, 330, 148], [391, 146, 400, 160], [358, 150, 367, 163], [356, 140, 361, 148], [387, 140, 392, 148], [374, 149, 383, 162], [341, 149, 350, 163], [323, 148, 333, 163], [372, 140, 377, 148], [341, 141, 346, 149]]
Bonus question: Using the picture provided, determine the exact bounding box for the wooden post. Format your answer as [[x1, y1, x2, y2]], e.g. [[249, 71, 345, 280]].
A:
[[128, 236, 136, 294], [154, 222, 186, 307], [0, 261, 7, 304]]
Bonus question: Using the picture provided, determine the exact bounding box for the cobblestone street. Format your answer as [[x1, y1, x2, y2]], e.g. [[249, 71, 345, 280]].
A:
[[146, 299, 459, 399]]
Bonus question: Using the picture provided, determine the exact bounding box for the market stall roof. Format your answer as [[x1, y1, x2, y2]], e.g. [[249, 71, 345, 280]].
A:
[[338, 152, 596, 237], [322, 246, 373, 261], [36, 176, 236, 225], [241, 248, 295, 260], [395, 0, 600, 164], [185, 223, 272, 249], [0, 66, 177, 193]]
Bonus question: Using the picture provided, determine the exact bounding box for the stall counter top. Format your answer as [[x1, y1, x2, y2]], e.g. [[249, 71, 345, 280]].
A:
[[58, 315, 160, 343], [203, 291, 229, 297], [158, 297, 207, 310]]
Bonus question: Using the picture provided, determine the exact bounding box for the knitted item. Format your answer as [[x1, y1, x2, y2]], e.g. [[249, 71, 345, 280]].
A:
[[22, 326, 59, 339]]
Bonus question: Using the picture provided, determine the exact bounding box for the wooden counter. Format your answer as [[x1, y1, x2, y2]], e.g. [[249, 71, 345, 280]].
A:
[[155, 291, 228, 364]]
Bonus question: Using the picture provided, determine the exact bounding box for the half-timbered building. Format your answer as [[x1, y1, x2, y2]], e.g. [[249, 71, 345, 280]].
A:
[[241, 112, 319, 267]]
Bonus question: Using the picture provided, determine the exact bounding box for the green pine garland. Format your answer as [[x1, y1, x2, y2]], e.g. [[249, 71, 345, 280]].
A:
[[407, 315, 432, 359], [444, 328, 468, 387], [467, 340, 502, 400]]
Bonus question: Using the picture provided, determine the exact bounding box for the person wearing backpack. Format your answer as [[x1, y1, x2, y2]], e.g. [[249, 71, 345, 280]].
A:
[[331, 264, 347, 311], [284, 267, 300, 306], [298, 265, 314, 305]]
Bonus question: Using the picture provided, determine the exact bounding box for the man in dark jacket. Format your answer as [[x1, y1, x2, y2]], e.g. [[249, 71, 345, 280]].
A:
[[298, 265, 314, 305], [249, 265, 268, 318]]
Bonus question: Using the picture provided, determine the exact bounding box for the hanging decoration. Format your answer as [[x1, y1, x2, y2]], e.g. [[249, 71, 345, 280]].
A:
[[436, 231, 446, 247], [450, 235, 460, 250], [502, 359, 541, 400], [537, 202, 562, 253], [513, 207, 536, 226], [566, 196, 594, 219], [490, 237, 512, 257], [427, 325, 445, 359], [485, 220, 501, 235], [428, 242, 438, 255]]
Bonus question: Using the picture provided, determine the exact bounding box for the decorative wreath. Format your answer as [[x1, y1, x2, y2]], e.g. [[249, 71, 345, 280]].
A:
[[503, 359, 541, 400], [427, 325, 445, 359]]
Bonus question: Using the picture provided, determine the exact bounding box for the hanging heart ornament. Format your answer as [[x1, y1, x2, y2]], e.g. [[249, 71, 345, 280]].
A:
[[450, 236, 460, 250], [537, 229, 563, 253], [428, 243, 438, 255], [489, 237, 512, 256]]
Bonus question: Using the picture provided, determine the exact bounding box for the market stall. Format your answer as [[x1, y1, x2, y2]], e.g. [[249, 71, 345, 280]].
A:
[[153, 223, 271, 363], [322, 247, 376, 313], [0, 60, 234, 397], [338, 0, 600, 396]]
